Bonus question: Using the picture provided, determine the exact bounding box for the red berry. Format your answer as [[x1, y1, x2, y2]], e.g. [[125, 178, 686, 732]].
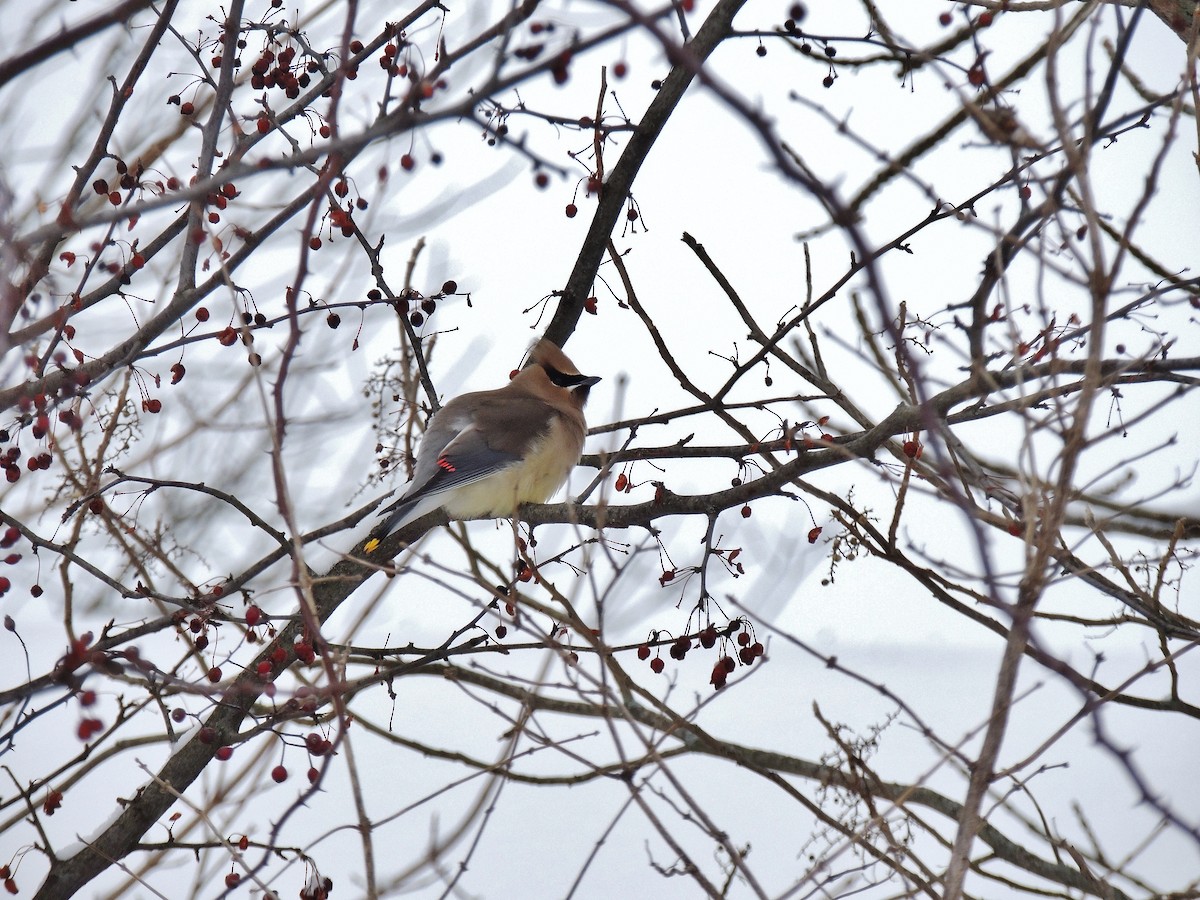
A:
[[565, 203, 578, 218], [308, 767, 320, 783], [636, 644, 650, 660], [294, 641, 315, 664], [902, 439, 922, 459], [710, 662, 728, 689], [41, 792, 63, 820], [216, 746, 233, 761], [939, 11, 952, 26], [612, 61, 628, 78], [271, 765, 288, 783], [807, 526, 823, 544], [195, 307, 210, 322], [180, 101, 194, 115], [245, 605, 262, 626], [741, 505, 752, 518], [224, 872, 240, 888], [305, 732, 328, 755], [400, 153, 415, 171], [207, 666, 222, 682], [649, 657, 665, 674]]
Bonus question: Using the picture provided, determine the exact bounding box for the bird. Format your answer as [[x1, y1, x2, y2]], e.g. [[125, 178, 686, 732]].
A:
[[362, 338, 600, 553]]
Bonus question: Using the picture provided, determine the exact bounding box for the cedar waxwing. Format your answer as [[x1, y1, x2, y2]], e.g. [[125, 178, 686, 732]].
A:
[[363, 339, 600, 553]]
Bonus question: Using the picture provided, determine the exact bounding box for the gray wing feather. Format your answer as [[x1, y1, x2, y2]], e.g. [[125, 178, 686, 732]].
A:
[[373, 393, 554, 536]]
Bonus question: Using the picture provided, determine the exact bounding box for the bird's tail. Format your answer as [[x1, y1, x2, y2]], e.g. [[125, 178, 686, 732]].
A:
[[362, 493, 437, 554]]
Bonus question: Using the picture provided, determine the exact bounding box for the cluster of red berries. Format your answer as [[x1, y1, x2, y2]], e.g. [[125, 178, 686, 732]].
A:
[[305, 731, 333, 759], [293, 639, 317, 665], [201, 182, 238, 226], [635, 621, 765, 689], [6, 372, 92, 479], [938, 9, 994, 28], [250, 43, 311, 97], [72, 685, 105, 740], [301, 876, 334, 899], [308, 186, 370, 252], [1, 864, 18, 894], [550, 49, 573, 85], [378, 39, 408, 77], [90, 157, 145, 207], [55, 631, 102, 683], [513, 20, 556, 62], [55, 638, 148, 724], [5, 444, 56, 481], [0, 535, 14, 594], [182, 613, 213, 651], [373, 281, 455, 330]]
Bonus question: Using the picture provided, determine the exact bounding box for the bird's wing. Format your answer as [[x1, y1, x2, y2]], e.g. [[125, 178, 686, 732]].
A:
[[371, 394, 555, 538]]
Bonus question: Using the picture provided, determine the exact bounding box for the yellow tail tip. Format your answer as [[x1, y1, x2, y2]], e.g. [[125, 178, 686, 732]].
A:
[[363, 537, 381, 554]]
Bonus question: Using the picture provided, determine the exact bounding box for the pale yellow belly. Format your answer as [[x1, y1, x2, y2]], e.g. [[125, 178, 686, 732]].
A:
[[441, 432, 577, 519]]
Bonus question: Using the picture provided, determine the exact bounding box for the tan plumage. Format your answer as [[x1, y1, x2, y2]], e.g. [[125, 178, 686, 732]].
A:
[[363, 339, 599, 552]]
